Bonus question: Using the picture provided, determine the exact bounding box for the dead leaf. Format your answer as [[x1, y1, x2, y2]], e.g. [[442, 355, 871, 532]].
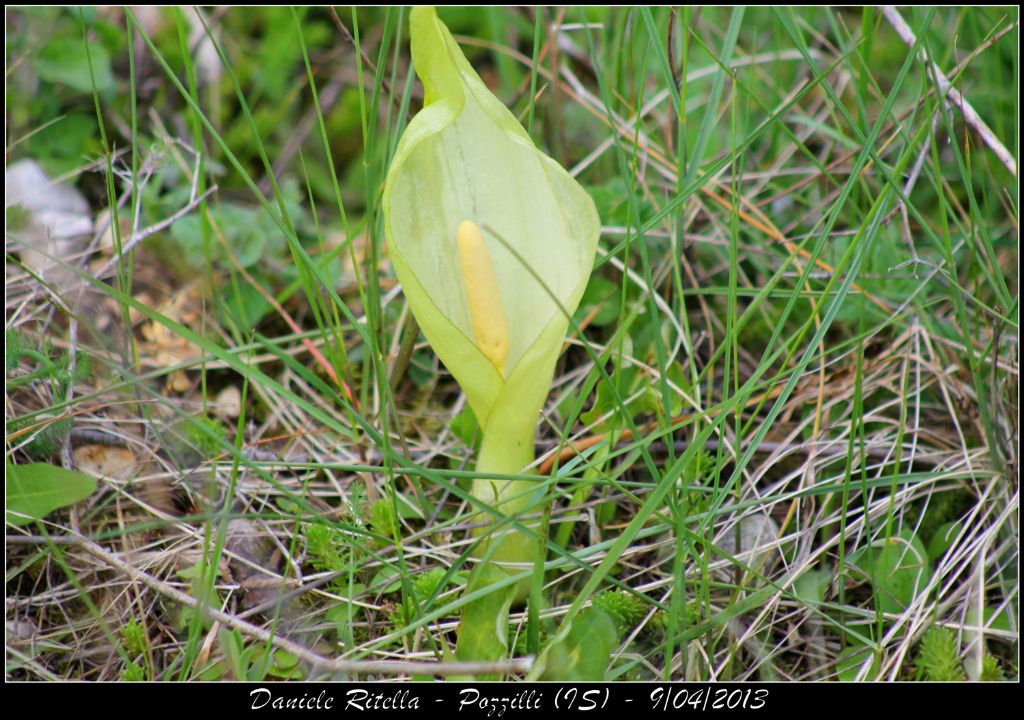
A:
[[73, 443, 137, 483], [137, 286, 203, 392], [213, 386, 242, 420]]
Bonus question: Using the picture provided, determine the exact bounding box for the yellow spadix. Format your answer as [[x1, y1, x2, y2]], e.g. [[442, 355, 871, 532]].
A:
[[456, 220, 509, 377]]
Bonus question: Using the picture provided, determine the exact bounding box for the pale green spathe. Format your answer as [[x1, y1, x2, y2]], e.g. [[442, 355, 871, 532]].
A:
[[384, 7, 599, 437]]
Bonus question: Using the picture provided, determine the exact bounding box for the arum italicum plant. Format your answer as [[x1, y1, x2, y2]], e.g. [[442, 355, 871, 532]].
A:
[[383, 8, 599, 661]]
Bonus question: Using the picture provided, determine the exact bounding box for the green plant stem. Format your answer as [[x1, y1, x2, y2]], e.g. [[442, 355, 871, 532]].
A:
[[455, 421, 540, 663]]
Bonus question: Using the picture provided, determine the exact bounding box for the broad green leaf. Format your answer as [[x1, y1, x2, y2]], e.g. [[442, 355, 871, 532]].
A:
[[848, 529, 933, 615], [266, 649, 305, 680], [836, 644, 881, 681], [926, 520, 963, 561], [576, 274, 622, 328], [982, 605, 1013, 634], [793, 569, 831, 606], [25, 112, 102, 178], [5, 461, 97, 526], [581, 365, 659, 430], [540, 608, 618, 681], [449, 404, 481, 450], [455, 565, 516, 664], [35, 38, 115, 93]]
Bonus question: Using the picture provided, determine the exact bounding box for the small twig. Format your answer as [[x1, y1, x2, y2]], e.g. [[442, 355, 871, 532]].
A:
[[94, 185, 218, 280], [881, 6, 1016, 178], [327, 6, 399, 113], [70, 533, 533, 677]]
